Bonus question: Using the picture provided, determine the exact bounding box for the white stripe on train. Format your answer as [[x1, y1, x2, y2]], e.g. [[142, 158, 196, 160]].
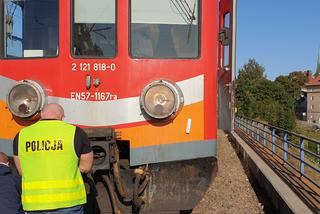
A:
[[0, 75, 204, 126]]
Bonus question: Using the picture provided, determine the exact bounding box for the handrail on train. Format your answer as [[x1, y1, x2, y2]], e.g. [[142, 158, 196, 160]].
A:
[[235, 116, 320, 190]]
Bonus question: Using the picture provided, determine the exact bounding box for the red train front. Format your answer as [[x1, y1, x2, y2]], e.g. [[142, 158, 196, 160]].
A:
[[0, 0, 235, 212]]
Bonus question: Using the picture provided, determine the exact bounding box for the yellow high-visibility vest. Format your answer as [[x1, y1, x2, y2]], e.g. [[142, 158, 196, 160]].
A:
[[18, 120, 86, 211]]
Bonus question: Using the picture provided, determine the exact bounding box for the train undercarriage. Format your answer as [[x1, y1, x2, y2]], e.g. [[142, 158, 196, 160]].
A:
[[84, 128, 217, 213]]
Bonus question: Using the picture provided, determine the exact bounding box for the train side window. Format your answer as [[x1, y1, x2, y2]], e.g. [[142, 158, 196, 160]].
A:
[[130, 0, 200, 59], [72, 0, 116, 58], [223, 12, 230, 67], [3, 0, 58, 58]]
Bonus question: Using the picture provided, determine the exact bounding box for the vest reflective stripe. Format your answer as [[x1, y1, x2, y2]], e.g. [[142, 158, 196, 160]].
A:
[[19, 120, 86, 211], [22, 190, 86, 204], [23, 178, 84, 190]]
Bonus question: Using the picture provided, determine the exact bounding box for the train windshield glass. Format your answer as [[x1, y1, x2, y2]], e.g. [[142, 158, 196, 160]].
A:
[[3, 0, 59, 58], [130, 0, 199, 58], [72, 0, 116, 57]]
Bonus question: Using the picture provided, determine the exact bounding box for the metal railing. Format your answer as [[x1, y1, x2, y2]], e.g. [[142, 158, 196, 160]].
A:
[[235, 116, 320, 190]]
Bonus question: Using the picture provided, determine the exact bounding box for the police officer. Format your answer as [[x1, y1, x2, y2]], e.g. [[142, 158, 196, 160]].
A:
[[13, 103, 93, 213]]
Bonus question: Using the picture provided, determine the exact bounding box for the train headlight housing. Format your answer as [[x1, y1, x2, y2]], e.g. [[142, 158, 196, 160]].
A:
[[140, 80, 184, 120], [6, 80, 46, 118]]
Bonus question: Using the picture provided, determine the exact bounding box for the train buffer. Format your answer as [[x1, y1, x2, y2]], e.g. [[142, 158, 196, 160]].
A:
[[230, 116, 320, 214]]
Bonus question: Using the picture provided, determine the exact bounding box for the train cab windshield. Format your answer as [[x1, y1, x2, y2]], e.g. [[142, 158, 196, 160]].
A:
[[130, 0, 199, 58], [2, 0, 59, 58], [72, 0, 116, 57]]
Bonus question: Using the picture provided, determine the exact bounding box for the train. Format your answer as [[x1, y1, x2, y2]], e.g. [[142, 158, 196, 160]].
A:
[[0, 0, 236, 212]]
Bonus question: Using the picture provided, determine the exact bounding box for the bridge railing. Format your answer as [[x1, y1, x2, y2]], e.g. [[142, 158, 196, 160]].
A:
[[235, 116, 320, 190]]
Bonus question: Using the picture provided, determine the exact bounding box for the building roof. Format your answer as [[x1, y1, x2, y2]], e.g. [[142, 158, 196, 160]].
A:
[[306, 76, 320, 86]]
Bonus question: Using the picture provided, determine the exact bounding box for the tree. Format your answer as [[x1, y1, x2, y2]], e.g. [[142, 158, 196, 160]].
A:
[[275, 71, 307, 104], [236, 59, 298, 130], [237, 59, 265, 82], [236, 59, 266, 117], [288, 71, 308, 87]]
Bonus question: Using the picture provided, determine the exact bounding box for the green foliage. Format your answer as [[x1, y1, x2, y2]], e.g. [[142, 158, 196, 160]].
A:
[[275, 72, 307, 104], [237, 59, 265, 82], [275, 108, 296, 131], [295, 125, 320, 141], [294, 124, 320, 164], [236, 59, 301, 131]]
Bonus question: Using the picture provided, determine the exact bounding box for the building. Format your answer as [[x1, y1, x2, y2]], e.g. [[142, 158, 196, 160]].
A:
[[305, 75, 320, 123], [304, 51, 320, 123]]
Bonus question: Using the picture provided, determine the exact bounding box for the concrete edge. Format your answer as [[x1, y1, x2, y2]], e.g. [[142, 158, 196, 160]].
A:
[[230, 131, 313, 214]]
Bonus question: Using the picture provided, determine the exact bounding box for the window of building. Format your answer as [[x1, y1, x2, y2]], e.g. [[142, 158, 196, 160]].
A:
[[130, 0, 200, 58], [72, 0, 116, 57], [2, 0, 59, 58], [311, 105, 314, 110], [311, 96, 314, 101]]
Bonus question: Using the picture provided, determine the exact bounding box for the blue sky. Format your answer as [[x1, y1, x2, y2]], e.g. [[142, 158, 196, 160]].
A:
[[236, 0, 320, 80]]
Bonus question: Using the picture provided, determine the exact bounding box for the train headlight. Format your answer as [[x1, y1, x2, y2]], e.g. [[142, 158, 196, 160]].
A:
[[140, 80, 184, 120], [6, 80, 46, 118]]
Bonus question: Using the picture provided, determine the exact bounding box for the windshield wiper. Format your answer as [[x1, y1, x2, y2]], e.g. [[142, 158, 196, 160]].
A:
[[170, 0, 197, 43], [187, 0, 196, 43]]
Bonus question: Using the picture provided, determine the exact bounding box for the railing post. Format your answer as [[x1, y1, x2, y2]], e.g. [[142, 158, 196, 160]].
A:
[[241, 117, 243, 130], [251, 120, 254, 137], [272, 128, 276, 155], [300, 137, 305, 177], [236, 117, 238, 129], [246, 119, 249, 134], [263, 125, 266, 146], [245, 118, 247, 132], [242, 118, 248, 133], [235, 117, 238, 129], [256, 122, 260, 143], [284, 131, 288, 162]]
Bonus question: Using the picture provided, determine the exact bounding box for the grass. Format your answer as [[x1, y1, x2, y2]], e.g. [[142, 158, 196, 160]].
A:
[[293, 120, 320, 165], [294, 123, 320, 141]]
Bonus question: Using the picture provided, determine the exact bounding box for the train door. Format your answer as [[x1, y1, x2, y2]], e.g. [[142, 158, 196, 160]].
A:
[[218, 0, 236, 130]]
